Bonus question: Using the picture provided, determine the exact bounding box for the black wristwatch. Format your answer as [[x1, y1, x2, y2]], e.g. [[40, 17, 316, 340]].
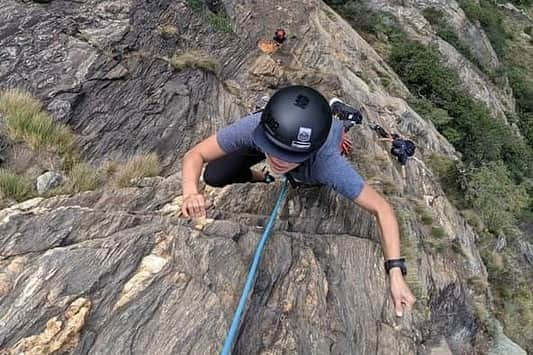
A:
[[384, 258, 407, 276]]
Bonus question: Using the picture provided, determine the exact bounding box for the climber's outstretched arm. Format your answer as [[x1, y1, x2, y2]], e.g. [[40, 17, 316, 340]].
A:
[[353, 183, 400, 260], [353, 183, 416, 317]]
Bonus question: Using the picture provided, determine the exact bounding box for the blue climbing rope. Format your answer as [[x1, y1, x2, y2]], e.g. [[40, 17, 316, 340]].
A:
[[220, 177, 289, 355]]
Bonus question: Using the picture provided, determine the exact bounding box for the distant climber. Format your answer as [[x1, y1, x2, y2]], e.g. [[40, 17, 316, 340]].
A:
[[180, 85, 416, 317], [273, 28, 287, 45], [370, 123, 416, 166], [257, 29, 287, 54]]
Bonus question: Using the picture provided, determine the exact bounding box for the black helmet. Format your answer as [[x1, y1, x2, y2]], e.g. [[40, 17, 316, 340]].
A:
[[252, 86, 332, 162]]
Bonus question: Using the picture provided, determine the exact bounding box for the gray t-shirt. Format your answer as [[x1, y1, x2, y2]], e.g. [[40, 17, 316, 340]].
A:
[[216, 112, 364, 200]]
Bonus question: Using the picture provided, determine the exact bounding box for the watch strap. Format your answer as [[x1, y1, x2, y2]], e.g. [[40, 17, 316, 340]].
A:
[[384, 258, 407, 276]]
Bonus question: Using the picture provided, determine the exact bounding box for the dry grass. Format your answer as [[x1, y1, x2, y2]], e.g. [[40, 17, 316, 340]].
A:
[[0, 89, 41, 118], [0, 169, 32, 201], [158, 25, 177, 39], [100, 159, 119, 178], [113, 153, 161, 187], [0, 89, 76, 156], [164, 50, 219, 74], [64, 163, 100, 193]]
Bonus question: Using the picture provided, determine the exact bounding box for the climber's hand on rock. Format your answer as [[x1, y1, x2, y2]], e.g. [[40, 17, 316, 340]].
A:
[[181, 193, 209, 218], [389, 269, 416, 317]]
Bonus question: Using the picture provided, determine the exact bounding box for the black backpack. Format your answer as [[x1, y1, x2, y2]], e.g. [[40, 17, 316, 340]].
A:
[[404, 140, 416, 157]]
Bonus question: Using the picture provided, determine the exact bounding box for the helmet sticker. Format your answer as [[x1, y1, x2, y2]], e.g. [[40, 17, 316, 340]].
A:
[[297, 127, 312, 142], [294, 95, 309, 109]]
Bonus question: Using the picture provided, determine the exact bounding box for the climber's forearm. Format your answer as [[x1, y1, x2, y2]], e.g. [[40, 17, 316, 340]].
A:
[[374, 205, 401, 260], [181, 134, 227, 197], [353, 183, 401, 260], [182, 150, 205, 196]]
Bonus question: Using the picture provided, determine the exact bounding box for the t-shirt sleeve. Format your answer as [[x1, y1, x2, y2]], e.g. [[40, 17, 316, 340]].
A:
[[216, 112, 261, 154], [313, 154, 364, 200]]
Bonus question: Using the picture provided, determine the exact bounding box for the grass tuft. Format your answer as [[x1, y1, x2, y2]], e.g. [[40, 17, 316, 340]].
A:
[[0, 89, 76, 156], [0, 169, 32, 202], [164, 50, 219, 74], [113, 153, 161, 187]]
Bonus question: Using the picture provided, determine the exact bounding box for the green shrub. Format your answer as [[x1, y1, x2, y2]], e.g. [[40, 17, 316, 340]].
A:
[[325, 1, 402, 41], [458, 0, 510, 58], [427, 153, 468, 207], [500, 27, 533, 186], [507, 0, 533, 6], [437, 27, 477, 63], [422, 7, 445, 27], [420, 213, 433, 225], [207, 12, 233, 33], [498, 127, 533, 181], [422, 7, 480, 68], [431, 226, 447, 239], [0, 169, 32, 201], [464, 162, 529, 234], [113, 153, 161, 187], [415, 100, 454, 127], [390, 40, 530, 179], [165, 50, 219, 74], [507, 65, 533, 138], [185, 0, 202, 11]]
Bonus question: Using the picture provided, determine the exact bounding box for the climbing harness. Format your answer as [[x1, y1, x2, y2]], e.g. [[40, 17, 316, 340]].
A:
[[220, 177, 289, 355]]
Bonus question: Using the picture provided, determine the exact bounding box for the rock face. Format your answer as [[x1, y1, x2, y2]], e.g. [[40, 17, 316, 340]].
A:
[[36, 171, 65, 194], [0, 0, 528, 354], [487, 321, 527, 355], [0, 137, 7, 166]]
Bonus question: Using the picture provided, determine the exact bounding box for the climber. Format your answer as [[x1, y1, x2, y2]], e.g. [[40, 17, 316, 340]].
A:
[[180, 85, 416, 316], [370, 123, 416, 166], [390, 134, 416, 166], [273, 28, 287, 45]]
